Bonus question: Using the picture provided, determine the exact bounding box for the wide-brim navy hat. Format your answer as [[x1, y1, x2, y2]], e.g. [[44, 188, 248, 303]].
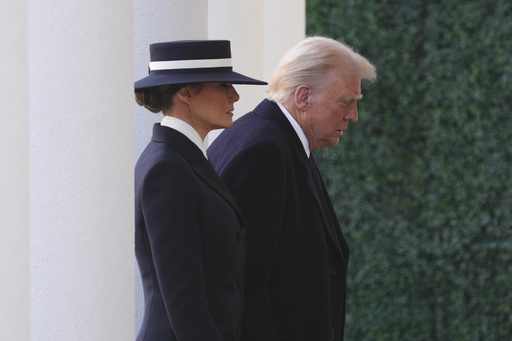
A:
[[134, 40, 267, 90]]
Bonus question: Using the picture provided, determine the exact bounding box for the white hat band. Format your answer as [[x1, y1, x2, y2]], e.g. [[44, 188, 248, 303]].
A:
[[149, 58, 232, 71]]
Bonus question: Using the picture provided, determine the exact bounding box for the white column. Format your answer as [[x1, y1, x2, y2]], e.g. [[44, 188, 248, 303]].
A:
[[0, 1, 30, 339], [28, 0, 134, 340], [263, 0, 306, 79], [208, 0, 267, 124], [133, 0, 209, 332], [207, 0, 305, 140]]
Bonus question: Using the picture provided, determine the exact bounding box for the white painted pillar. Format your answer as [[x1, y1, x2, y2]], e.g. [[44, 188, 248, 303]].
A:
[[263, 0, 306, 79], [134, 0, 209, 332], [208, 0, 267, 123], [207, 0, 305, 139], [28, 0, 134, 340], [0, 1, 30, 339]]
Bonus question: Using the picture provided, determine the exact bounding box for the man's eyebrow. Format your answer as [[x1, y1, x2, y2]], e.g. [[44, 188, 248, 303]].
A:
[[341, 94, 363, 101]]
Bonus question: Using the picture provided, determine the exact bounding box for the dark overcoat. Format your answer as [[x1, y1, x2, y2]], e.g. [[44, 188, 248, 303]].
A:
[[208, 99, 350, 341], [135, 124, 246, 341]]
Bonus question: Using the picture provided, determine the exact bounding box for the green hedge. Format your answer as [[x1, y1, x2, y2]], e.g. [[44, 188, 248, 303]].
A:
[[306, 0, 512, 339]]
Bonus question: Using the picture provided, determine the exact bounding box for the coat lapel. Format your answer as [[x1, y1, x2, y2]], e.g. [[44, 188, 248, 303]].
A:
[[151, 124, 246, 225], [191, 162, 245, 223]]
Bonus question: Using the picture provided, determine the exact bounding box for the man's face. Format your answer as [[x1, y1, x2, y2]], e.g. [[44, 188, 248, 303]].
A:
[[301, 70, 362, 150]]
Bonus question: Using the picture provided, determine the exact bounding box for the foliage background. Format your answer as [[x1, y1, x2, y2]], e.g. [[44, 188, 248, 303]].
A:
[[306, 0, 512, 339]]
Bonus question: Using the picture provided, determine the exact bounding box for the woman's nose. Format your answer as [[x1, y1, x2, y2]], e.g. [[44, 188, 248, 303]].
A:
[[229, 85, 240, 103]]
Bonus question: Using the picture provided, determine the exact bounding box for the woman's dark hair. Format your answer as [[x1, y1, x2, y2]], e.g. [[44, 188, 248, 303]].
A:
[[134, 84, 199, 113]]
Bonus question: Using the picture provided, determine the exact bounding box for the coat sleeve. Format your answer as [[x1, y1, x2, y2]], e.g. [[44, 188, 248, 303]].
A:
[[215, 141, 287, 341], [140, 157, 223, 341]]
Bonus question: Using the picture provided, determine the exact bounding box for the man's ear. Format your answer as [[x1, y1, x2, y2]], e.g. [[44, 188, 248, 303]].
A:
[[176, 86, 193, 104], [295, 85, 310, 111]]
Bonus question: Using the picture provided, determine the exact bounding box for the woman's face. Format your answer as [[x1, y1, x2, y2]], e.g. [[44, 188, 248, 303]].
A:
[[188, 82, 240, 139]]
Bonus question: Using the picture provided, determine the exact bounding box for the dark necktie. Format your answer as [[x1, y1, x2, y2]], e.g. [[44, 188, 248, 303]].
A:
[[309, 153, 323, 186]]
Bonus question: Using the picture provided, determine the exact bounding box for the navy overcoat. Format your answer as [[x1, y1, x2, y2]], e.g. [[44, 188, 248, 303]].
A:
[[208, 99, 350, 341], [135, 124, 246, 341]]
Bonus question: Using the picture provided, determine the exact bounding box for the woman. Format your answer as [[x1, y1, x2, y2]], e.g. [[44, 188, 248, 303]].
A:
[[134, 40, 266, 341]]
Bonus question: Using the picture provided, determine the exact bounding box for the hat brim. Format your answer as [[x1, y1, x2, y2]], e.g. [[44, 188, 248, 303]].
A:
[[134, 70, 267, 90]]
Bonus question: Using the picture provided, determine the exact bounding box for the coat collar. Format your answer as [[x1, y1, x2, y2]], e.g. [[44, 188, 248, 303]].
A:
[[253, 99, 313, 181], [151, 123, 207, 166], [151, 123, 246, 225], [253, 100, 308, 160]]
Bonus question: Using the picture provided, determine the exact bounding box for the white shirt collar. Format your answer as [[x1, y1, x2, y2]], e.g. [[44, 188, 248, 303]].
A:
[[277, 102, 310, 158], [160, 116, 208, 159]]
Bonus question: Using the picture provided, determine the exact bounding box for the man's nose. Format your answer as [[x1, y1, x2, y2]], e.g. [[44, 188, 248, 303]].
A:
[[345, 102, 358, 122]]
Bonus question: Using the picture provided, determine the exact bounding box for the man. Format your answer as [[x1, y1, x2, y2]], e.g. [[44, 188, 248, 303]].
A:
[[207, 36, 377, 341]]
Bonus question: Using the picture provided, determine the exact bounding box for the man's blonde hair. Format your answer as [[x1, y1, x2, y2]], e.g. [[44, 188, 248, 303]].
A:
[[267, 36, 377, 103]]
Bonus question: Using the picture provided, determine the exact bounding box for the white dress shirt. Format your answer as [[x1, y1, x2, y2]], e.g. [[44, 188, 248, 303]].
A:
[[277, 102, 310, 158], [161, 116, 208, 159]]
